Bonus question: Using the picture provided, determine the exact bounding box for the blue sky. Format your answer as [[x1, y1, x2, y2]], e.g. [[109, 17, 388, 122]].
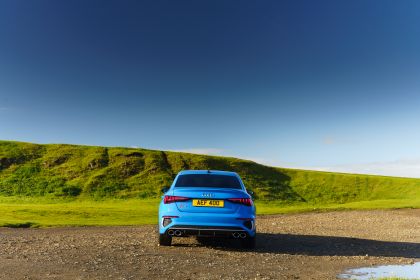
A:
[[1, 0, 420, 177]]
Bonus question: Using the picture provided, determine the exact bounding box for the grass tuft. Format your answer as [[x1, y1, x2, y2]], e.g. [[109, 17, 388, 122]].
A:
[[3, 221, 38, 228]]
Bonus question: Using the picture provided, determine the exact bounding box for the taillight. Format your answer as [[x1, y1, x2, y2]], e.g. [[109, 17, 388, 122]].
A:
[[227, 198, 253, 206], [163, 195, 190, 204]]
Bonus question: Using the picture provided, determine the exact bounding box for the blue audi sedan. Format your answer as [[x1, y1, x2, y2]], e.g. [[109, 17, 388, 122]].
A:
[[158, 170, 256, 248]]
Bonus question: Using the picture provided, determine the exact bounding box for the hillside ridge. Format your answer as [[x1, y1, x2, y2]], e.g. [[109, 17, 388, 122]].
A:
[[1, 140, 419, 203]]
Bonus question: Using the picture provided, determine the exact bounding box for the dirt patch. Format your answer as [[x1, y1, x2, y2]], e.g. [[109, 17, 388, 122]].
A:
[[0, 210, 419, 279]]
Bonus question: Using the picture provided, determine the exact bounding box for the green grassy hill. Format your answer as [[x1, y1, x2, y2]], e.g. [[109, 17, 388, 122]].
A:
[[1, 140, 420, 204]]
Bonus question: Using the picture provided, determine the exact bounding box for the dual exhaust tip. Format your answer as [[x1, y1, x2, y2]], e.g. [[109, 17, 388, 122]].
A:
[[167, 229, 183, 236], [232, 232, 247, 239]]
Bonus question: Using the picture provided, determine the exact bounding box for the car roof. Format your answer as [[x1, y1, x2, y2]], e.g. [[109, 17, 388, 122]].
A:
[[177, 170, 238, 176]]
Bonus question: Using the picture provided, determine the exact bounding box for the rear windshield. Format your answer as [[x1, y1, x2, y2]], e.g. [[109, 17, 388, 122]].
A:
[[175, 174, 242, 189]]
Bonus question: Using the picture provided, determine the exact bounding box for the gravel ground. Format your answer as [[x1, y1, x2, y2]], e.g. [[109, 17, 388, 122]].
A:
[[0, 209, 419, 280]]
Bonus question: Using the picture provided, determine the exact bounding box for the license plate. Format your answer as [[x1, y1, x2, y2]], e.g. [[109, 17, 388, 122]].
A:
[[192, 199, 224, 207]]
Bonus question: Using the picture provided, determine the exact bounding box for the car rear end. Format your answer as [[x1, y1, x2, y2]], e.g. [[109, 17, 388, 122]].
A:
[[158, 170, 256, 248]]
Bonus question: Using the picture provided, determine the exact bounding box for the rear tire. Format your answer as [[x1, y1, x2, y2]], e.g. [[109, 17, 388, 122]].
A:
[[159, 233, 172, 246], [241, 235, 256, 249]]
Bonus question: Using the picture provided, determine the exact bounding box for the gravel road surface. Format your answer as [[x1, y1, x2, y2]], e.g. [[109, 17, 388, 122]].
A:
[[0, 209, 419, 279]]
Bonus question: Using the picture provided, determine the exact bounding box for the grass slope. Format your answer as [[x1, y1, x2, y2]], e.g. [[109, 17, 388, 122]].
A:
[[1, 140, 420, 227], [1, 197, 420, 227], [1, 140, 420, 204]]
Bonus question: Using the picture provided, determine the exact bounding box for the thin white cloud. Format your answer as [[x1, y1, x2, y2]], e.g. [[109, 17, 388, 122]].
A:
[[294, 158, 420, 178], [167, 148, 420, 178]]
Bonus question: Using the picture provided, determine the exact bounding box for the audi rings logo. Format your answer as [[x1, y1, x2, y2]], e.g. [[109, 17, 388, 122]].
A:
[[201, 193, 214, 198]]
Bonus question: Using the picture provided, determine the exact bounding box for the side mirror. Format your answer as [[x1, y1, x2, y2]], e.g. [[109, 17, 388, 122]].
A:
[[247, 189, 254, 196], [161, 187, 169, 193]]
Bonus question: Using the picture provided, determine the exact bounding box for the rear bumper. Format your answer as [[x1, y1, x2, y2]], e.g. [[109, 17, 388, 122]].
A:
[[159, 201, 256, 237], [160, 217, 256, 237], [165, 225, 254, 238]]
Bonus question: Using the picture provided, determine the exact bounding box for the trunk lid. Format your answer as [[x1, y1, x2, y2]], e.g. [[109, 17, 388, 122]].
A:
[[172, 187, 247, 214]]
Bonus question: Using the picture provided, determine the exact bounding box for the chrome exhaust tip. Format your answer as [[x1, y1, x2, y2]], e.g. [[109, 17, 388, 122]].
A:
[[174, 230, 182, 236], [232, 232, 240, 238], [239, 233, 247, 239], [167, 230, 175, 236]]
